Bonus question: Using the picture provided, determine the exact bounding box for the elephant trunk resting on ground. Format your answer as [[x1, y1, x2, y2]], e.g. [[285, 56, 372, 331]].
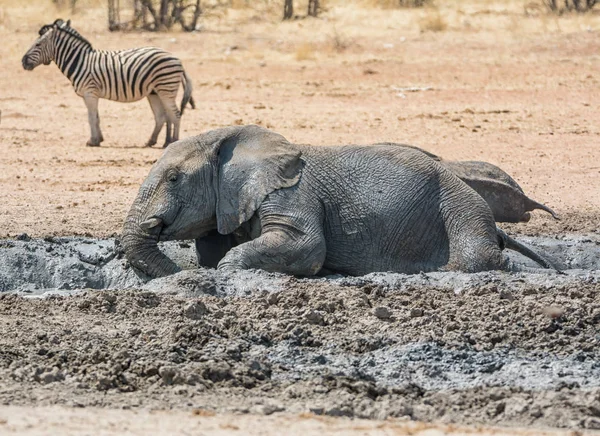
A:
[[122, 125, 556, 278]]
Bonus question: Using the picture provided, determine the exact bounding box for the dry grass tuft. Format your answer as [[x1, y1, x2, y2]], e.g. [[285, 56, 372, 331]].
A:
[[419, 7, 447, 32], [360, 0, 433, 8], [330, 27, 352, 52], [295, 43, 316, 61]]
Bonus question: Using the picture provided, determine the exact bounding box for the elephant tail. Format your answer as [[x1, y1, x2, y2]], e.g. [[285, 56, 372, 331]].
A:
[[497, 228, 563, 273], [180, 70, 195, 115], [524, 197, 561, 220]]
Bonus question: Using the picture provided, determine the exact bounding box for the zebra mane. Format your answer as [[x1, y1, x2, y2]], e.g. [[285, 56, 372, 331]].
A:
[[38, 19, 93, 49]]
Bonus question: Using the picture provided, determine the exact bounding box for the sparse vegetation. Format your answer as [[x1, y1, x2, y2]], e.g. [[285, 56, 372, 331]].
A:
[[419, 7, 447, 32], [295, 43, 315, 60], [331, 26, 351, 52], [363, 0, 433, 8], [283, 0, 320, 20], [543, 0, 597, 13], [107, 0, 202, 31]]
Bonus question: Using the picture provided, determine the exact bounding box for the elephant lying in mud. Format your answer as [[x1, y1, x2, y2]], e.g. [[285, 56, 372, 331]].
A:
[[122, 125, 555, 278]]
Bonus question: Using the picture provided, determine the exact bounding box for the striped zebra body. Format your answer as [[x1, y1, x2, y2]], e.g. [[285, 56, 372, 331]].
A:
[[70, 47, 183, 103], [22, 19, 195, 147]]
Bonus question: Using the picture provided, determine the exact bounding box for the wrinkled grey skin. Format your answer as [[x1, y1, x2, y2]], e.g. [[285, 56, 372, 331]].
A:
[[389, 146, 559, 223], [439, 160, 559, 223], [122, 125, 553, 278]]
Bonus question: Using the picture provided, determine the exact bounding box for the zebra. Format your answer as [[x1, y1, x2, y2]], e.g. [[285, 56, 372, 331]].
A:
[[21, 19, 195, 148]]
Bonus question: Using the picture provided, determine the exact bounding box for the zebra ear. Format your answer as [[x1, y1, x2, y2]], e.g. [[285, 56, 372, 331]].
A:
[[66, 20, 71, 27]]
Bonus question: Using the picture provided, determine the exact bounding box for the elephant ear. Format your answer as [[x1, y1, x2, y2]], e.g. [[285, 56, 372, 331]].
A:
[[215, 125, 303, 235]]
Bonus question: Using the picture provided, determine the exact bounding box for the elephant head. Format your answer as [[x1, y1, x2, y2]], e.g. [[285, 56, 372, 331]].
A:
[[121, 125, 303, 278]]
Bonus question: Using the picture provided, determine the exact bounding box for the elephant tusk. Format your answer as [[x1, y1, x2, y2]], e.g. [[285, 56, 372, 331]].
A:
[[140, 217, 163, 231]]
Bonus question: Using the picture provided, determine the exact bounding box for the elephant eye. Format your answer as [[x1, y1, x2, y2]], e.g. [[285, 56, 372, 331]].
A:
[[167, 171, 179, 182]]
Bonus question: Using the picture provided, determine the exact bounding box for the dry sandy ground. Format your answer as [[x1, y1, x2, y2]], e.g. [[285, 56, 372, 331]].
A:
[[0, 406, 581, 436], [0, 1, 599, 238], [0, 0, 600, 434]]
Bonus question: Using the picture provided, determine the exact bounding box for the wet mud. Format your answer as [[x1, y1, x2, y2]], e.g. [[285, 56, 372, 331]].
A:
[[0, 234, 599, 430]]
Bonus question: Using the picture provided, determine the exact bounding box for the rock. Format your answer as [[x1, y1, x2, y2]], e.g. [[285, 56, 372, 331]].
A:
[[542, 306, 564, 319], [158, 366, 181, 385], [585, 417, 600, 430], [183, 300, 208, 320], [373, 306, 392, 320], [410, 308, 424, 318], [305, 309, 325, 325], [250, 403, 284, 415]]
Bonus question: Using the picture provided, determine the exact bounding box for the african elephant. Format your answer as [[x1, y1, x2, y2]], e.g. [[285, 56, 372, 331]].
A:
[[122, 125, 554, 278]]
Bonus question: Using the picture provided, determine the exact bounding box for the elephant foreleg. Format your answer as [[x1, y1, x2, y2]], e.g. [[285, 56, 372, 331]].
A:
[[217, 228, 326, 276], [195, 230, 237, 268]]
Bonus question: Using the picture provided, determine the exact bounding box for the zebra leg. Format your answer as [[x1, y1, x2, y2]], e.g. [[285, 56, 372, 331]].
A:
[[146, 93, 166, 147], [83, 94, 103, 147], [157, 93, 181, 148]]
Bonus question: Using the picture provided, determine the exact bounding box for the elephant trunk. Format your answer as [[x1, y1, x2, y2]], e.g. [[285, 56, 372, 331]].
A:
[[121, 200, 181, 279]]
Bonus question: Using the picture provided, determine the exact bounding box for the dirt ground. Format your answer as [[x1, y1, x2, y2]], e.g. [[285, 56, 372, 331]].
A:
[[0, 0, 599, 434]]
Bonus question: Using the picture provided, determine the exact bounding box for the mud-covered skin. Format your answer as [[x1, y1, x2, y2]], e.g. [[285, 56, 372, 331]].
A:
[[439, 160, 560, 223], [122, 125, 554, 278], [390, 145, 559, 224]]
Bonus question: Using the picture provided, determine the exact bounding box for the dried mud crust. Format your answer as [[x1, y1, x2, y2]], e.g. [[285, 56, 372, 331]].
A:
[[1, 277, 599, 430]]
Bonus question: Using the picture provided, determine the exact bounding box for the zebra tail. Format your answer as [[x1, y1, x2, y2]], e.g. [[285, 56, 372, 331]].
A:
[[180, 70, 194, 115]]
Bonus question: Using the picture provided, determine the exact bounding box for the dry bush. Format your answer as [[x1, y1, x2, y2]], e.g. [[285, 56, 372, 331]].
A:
[[331, 27, 352, 52], [419, 7, 447, 32], [542, 0, 598, 13], [108, 0, 202, 31], [295, 43, 316, 60], [362, 0, 433, 8]]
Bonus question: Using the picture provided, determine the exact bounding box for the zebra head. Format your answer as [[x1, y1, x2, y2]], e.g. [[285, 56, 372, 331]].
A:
[[22, 19, 71, 71]]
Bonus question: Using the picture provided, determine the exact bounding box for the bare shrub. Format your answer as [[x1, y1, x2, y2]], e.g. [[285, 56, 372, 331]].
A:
[[543, 0, 598, 13], [283, 0, 293, 19], [331, 27, 351, 52], [283, 0, 320, 20], [108, 0, 202, 31], [419, 8, 447, 32], [295, 43, 315, 60], [364, 0, 433, 8]]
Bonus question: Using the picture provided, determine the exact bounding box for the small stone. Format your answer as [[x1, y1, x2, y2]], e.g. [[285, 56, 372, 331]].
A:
[[159, 366, 181, 385], [184, 301, 208, 320], [499, 289, 514, 301], [267, 292, 279, 305], [410, 308, 424, 318], [446, 322, 459, 331], [585, 417, 600, 430], [542, 306, 564, 319], [102, 293, 117, 304], [251, 404, 284, 415], [373, 306, 392, 320], [305, 310, 325, 325]]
